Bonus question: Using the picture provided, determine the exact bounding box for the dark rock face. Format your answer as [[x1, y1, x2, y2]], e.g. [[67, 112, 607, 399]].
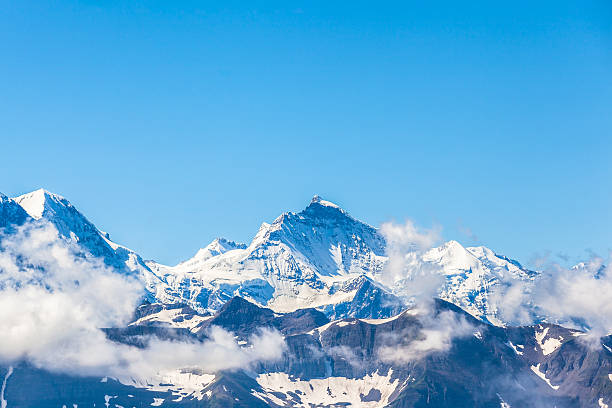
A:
[[208, 296, 277, 334], [0, 364, 177, 408], [0, 194, 29, 231], [0, 297, 610, 407], [196, 296, 330, 340]]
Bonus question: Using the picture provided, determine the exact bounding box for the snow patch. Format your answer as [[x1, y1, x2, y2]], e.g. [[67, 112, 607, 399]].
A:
[[123, 371, 215, 401], [103, 395, 117, 408], [496, 393, 511, 408], [530, 364, 559, 390], [360, 311, 411, 325], [254, 370, 402, 407], [1, 366, 13, 408], [508, 342, 523, 356], [535, 327, 563, 355]]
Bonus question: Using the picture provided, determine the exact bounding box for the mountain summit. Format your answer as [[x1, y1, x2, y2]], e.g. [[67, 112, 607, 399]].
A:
[[142, 194, 534, 322]]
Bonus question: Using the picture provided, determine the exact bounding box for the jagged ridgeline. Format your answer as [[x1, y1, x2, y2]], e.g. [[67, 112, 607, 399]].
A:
[[0, 190, 610, 407], [7, 189, 535, 323]]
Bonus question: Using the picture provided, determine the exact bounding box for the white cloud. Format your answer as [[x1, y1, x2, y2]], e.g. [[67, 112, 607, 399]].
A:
[[535, 257, 612, 342], [488, 279, 533, 325], [380, 219, 441, 253], [377, 310, 473, 363], [328, 345, 364, 370], [377, 221, 476, 362], [115, 326, 286, 380], [490, 252, 612, 343], [0, 221, 285, 378], [379, 219, 443, 302]]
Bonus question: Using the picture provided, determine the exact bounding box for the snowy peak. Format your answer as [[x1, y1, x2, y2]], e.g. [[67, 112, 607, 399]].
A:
[[423, 240, 476, 270], [14, 188, 69, 220], [308, 195, 344, 211], [229, 195, 385, 278], [13, 188, 106, 247], [268, 196, 385, 274], [204, 238, 246, 256], [178, 238, 247, 267], [302, 195, 350, 221], [421, 239, 532, 279], [144, 196, 391, 315]]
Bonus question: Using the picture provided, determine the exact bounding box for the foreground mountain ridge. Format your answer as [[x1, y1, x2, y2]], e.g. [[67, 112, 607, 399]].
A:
[[1, 295, 610, 407]]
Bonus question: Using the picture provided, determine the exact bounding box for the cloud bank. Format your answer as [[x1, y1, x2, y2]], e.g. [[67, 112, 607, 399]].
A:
[[0, 221, 285, 378], [490, 252, 612, 342], [379, 219, 443, 304]]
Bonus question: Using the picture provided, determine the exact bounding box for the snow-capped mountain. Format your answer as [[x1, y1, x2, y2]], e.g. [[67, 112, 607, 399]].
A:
[[1, 189, 538, 323], [145, 194, 535, 323], [146, 194, 399, 317], [7, 189, 175, 304], [401, 239, 537, 324]]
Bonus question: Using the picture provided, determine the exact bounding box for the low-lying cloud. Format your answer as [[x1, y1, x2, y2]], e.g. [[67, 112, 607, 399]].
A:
[[377, 220, 475, 361], [377, 310, 474, 363], [381, 218, 612, 344], [490, 252, 612, 343], [0, 221, 285, 378]]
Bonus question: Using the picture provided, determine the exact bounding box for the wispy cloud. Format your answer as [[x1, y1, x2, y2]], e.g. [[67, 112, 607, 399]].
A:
[[377, 310, 473, 363], [490, 251, 612, 344], [377, 220, 475, 362], [379, 219, 443, 303]]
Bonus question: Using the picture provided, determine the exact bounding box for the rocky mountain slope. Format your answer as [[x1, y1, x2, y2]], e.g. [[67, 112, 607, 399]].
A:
[[1, 297, 609, 407]]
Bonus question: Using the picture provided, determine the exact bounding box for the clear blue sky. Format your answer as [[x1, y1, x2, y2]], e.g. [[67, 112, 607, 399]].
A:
[[1, 0, 610, 267]]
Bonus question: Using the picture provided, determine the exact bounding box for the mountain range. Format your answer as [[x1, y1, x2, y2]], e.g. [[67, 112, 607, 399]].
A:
[[0, 188, 609, 407], [4, 189, 536, 323]]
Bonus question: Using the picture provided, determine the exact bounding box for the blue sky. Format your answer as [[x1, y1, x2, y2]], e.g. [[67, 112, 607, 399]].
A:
[[1, 0, 611, 267]]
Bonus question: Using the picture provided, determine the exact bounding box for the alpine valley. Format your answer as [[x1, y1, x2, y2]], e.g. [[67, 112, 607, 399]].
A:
[[0, 189, 610, 407]]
